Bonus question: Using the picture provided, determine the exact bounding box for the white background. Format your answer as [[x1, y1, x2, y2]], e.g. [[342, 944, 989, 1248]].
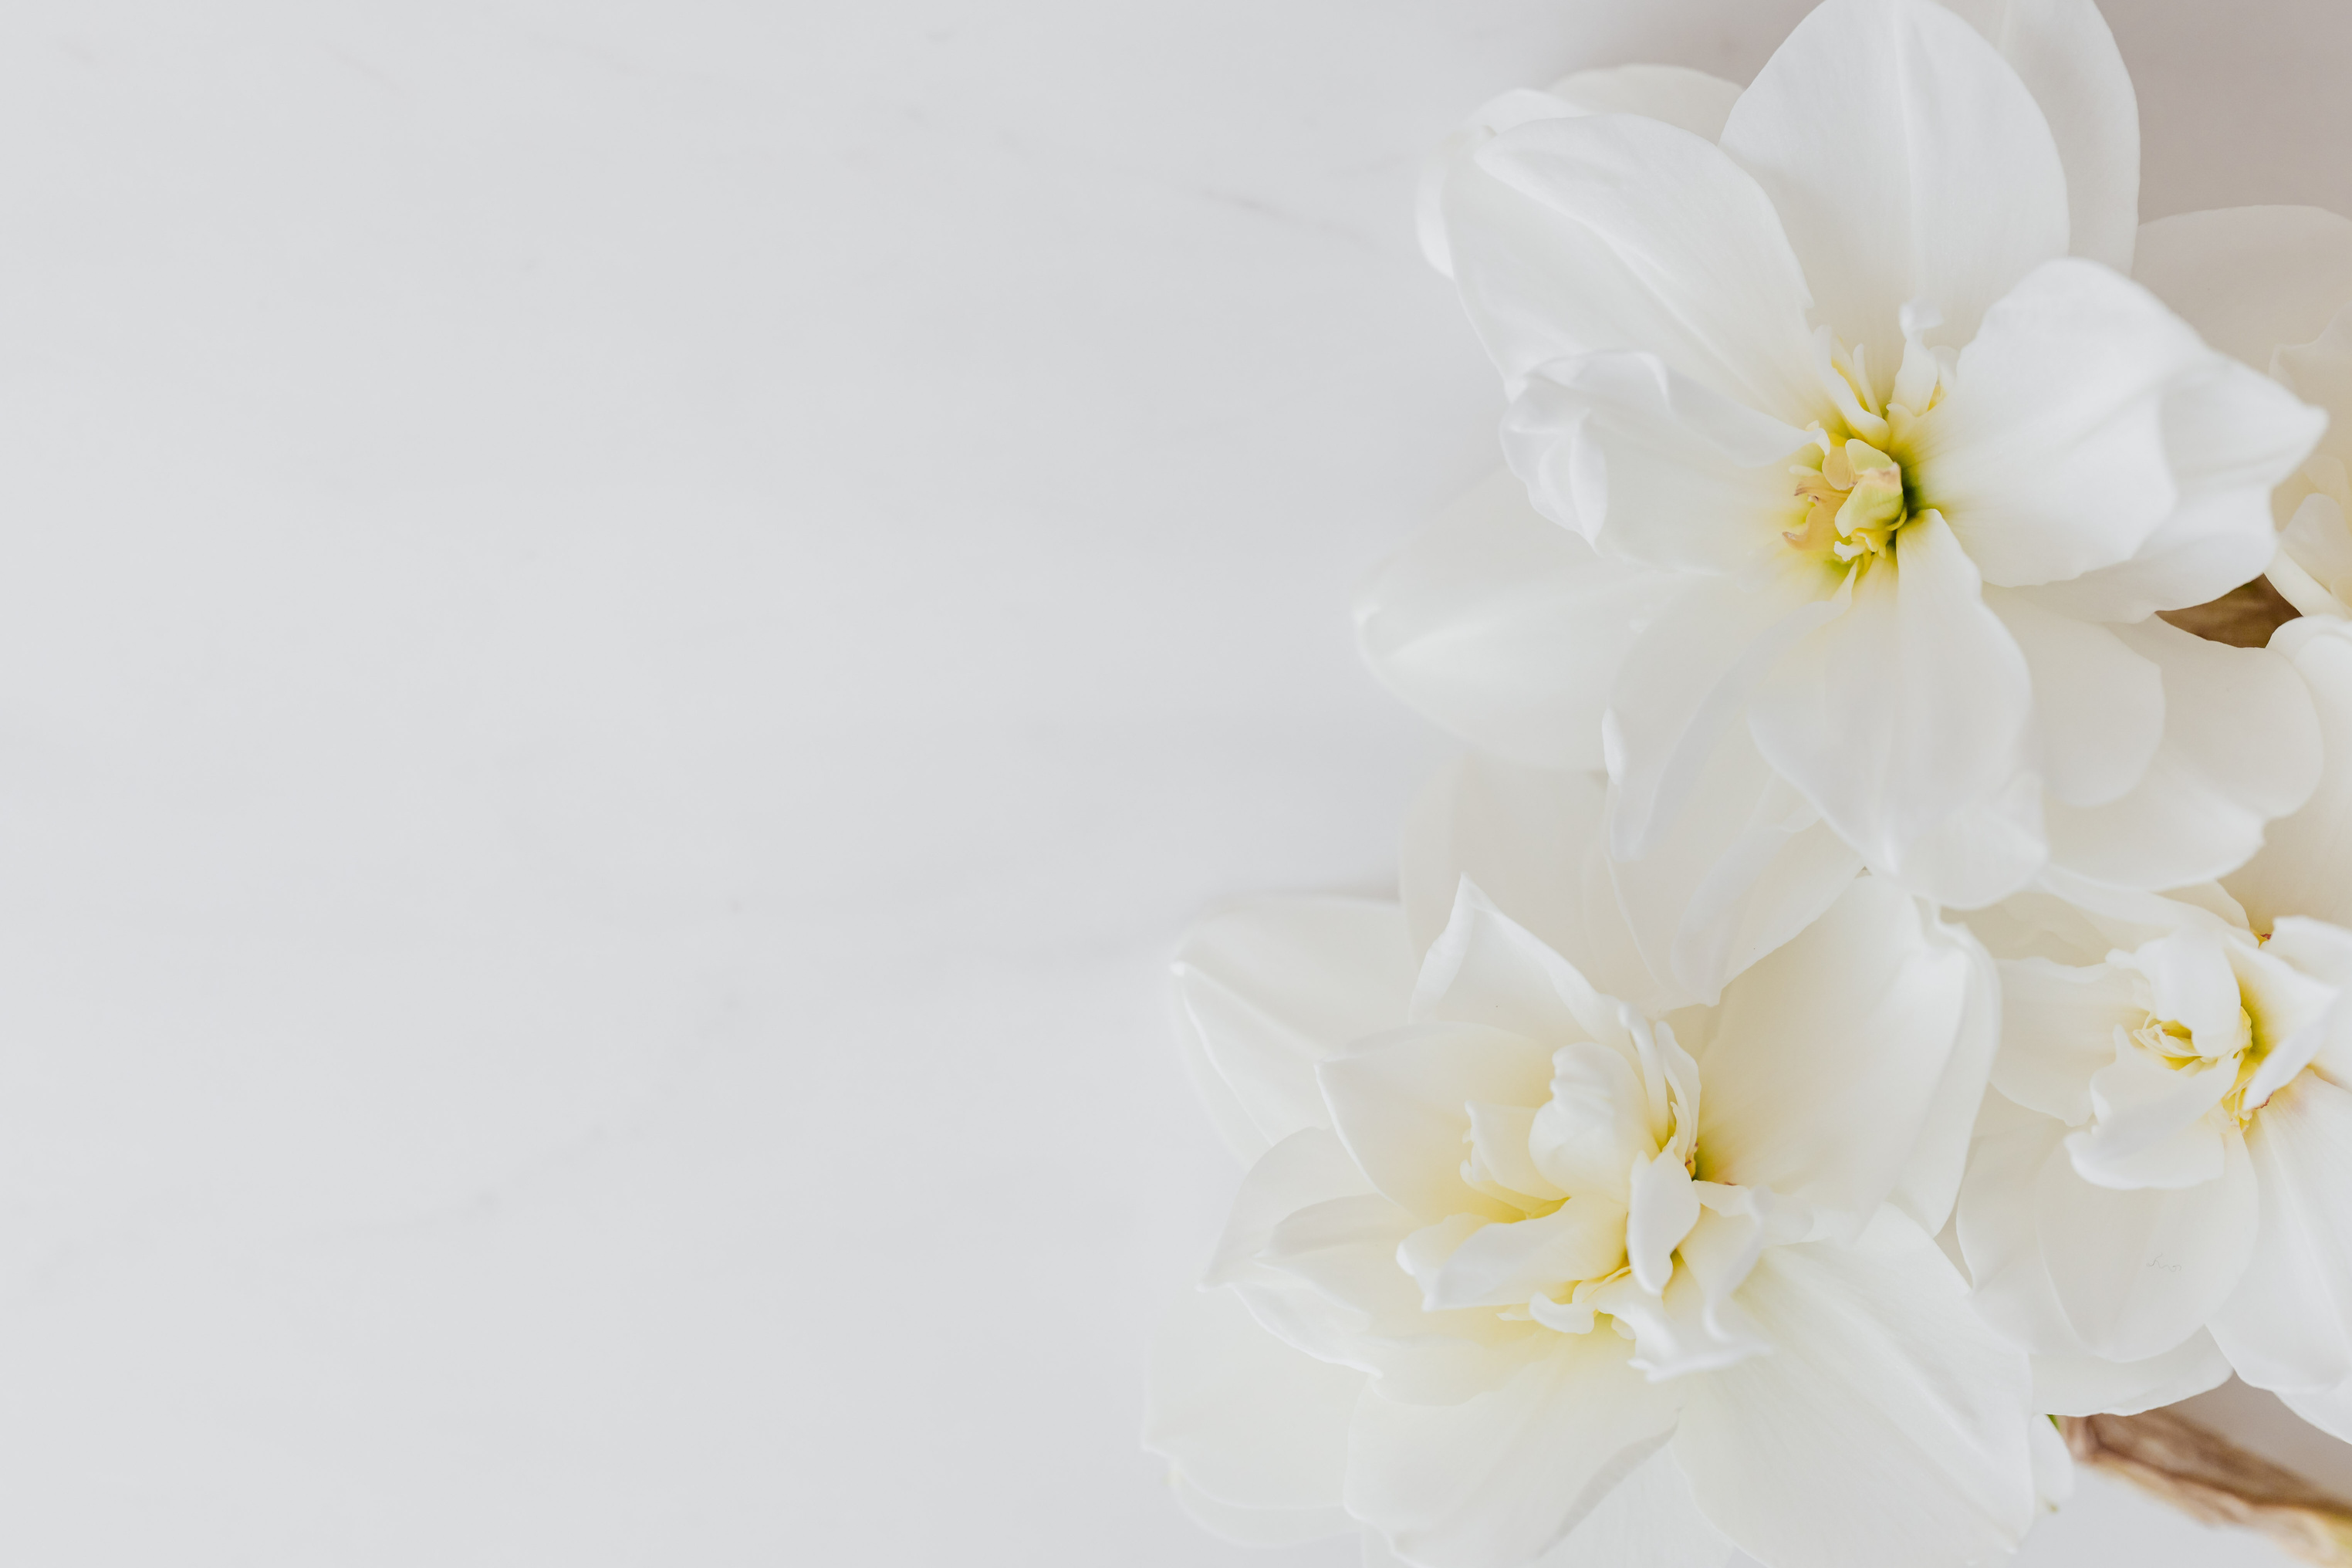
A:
[[0, 1, 2346, 1563]]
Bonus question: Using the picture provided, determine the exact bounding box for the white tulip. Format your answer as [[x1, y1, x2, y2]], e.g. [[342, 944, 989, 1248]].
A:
[[1148, 862, 2031, 1568], [1960, 617, 2352, 1434], [1359, 0, 2324, 995]]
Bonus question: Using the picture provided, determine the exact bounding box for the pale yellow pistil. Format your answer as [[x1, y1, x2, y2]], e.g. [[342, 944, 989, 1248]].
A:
[[1787, 438, 1910, 562]]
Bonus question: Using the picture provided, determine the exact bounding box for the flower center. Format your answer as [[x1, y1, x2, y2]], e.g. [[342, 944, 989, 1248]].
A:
[[1786, 436, 1911, 562], [1779, 309, 1951, 570], [2132, 1006, 2267, 1124]]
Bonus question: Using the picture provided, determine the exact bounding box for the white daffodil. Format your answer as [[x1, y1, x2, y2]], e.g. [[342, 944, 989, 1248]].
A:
[[1147, 850, 2029, 1567], [2134, 206, 2352, 620], [1959, 617, 2352, 1435], [1357, 0, 2324, 995]]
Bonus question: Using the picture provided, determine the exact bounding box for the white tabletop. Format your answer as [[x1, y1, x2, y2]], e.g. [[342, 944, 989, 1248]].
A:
[[0, 1, 2342, 1563]]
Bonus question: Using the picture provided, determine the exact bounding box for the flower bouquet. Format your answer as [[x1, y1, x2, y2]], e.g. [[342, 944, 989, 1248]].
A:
[[1142, 2, 2352, 1563]]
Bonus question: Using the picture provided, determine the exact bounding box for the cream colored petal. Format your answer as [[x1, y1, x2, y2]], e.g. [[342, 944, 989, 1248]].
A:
[[1673, 1208, 2036, 1568], [2133, 205, 2352, 373], [1992, 957, 2141, 1126], [1355, 470, 1678, 773], [1719, 0, 2067, 384], [2044, 618, 2320, 890], [1320, 1022, 1554, 1223], [1698, 875, 1980, 1225], [2039, 1122, 2256, 1361], [1144, 1282, 1365, 1515], [1172, 898, 1418, 1161], [1934, 0, 2140, 272], [1448, 112, 1822, 419], [1347, 1333, 1684, 1568]]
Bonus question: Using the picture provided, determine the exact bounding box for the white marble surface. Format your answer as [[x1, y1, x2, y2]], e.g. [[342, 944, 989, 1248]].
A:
[[0, 1, 2344, 1563]]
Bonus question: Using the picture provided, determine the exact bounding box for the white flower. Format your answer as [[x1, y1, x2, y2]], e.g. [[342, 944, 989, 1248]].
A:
[[1358, 0, 2324, 994], [2134, 205, 2352, 620], [1147, 853, 2030, 1568], [1958, 617, 2352, 1435]]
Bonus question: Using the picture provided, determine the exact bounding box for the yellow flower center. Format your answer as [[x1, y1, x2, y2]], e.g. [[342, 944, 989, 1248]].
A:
[[1780, 317, 1949, 571]]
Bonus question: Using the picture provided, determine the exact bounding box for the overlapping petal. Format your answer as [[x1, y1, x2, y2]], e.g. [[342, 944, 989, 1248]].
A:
[[1694, 874, 1986, 1231], [2043, 618, 2321, 890], [2229, 617, 2352, 931], [1144, 1284, 1364, 1522], [1347, 1337, 1682, 1568], [1719, 0, 2068, 380], [1450, 112, 1822, 417], [1935, 0, 2141, 272], [2134, 205, 2352, 374], [1748, 512, 2039, 904], [1171, 898, 1419, 1161], [2210, 1073, 2352, 1417], [1672, 1209, 2035, 1568], [1418, 65, 1745, 279], [1355, 469, 1677, 772]]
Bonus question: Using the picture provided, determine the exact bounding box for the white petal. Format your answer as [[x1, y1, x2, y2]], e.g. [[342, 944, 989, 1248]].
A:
[[2279, 1383, 2352, 1448], [1530, 1442, 1733, 1568], [2277, 488, 2352, 619], [2136, 926, 2250, 1057], [1320, 1022, 1554, 1222], [2210, 1073, 2352, 1397], [2009, 347, 2326, 620], [2229, 617, 2352, 932], [1144, 1282, 1366, 1513], [1914, 262, 2208, 586], [1984, 590, 2164, 809], [2045, 618, 2321, 890], [1502, 351, 1813, 576], [1590, 1259, 1768, 1382], [1884, 917, 2006, 1235], [1447, 112, 1821, 418], [1347, 1337, 1683, 1568], [2134, 205, 2352, 372], [2032, 1332, 2232, 1418], [2065, 1044, 2234, 1190], [1171, 1472, 1358, 1548], [1934, 0, 2141, 272], [1173, 899, 1418, 1161], [1673, 1208, 2035, 1568], [1625, 1148, 1700, 1296], [1410, 880, 1620, 1046], [1418, 67, 1745, 279], [2036, 1121, 2256, 1361], [1992, 958, 2142, 1125], [1421, 1197, 1628, 1312], [1608, 724, 1864, 1008], [1530, 1041, 1655, 1205], [1607, 561, 1847, 864], [1747, 513, 2041, 905], [1958, 1095, 2087, 1354], [1356, 470, 1677, 772], [1399, 755, 1678, 1018], [1465, 1101, 1565, 1206], [1697, 875, 1979, 1225], [1719, 0, 2068, 381]]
